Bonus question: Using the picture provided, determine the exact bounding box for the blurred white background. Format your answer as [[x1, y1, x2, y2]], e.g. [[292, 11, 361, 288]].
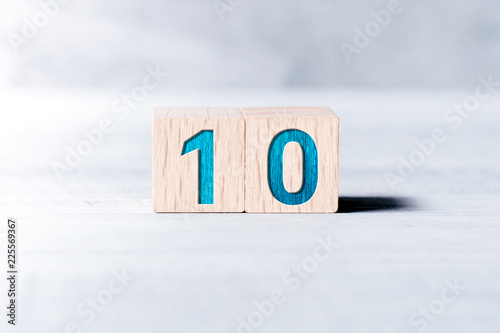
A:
[[1, 0, 499, 89], [1, 0, 499, 177]]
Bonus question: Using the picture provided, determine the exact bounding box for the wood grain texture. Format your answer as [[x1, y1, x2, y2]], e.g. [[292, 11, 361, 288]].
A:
[[243, 107, 339, 213], [283, 142, 303, 193], [153, 107, 244, 212]]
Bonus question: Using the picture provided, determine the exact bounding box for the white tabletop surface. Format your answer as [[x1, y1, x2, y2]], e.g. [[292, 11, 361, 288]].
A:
[[1, 88, 499, 333]]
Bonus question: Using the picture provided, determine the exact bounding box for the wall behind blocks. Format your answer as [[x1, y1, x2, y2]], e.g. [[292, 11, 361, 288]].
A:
[[0, 0, 499, 89]]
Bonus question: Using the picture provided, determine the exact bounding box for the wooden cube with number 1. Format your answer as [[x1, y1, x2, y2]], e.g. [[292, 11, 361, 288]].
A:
[[153, 108, 245, 212]]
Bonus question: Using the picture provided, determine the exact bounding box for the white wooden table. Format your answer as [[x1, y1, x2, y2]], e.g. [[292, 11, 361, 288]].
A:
[[1, 88, 499, 333]]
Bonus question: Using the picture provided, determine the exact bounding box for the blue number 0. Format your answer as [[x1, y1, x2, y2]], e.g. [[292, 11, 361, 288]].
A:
[[267, 129, 318, 205], [181, 130, 214, 204]]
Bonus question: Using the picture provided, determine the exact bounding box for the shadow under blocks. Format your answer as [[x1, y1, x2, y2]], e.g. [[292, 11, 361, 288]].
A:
[[337, 197, 414, 213]]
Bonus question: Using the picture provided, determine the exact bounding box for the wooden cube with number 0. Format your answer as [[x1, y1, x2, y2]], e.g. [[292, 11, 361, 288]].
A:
[[153, 108, 245, 212], [244, 107, 339, 213]]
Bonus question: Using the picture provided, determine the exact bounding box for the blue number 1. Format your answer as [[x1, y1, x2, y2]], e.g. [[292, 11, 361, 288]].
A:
[[182, 130, 214, 204], [267, 129, 318, 205]]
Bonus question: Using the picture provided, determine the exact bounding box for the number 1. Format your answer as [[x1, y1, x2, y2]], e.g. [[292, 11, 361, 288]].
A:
[[182, 130, 214, 204]]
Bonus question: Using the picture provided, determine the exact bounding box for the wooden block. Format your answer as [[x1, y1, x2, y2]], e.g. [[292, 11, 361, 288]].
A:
[[153, 108, 245, 212], [243, 107, 339, 213]]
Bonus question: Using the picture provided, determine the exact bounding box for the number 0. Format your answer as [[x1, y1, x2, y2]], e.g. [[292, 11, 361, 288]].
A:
[[181, 130, 214, 204], [267, 129, 318, 205]]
